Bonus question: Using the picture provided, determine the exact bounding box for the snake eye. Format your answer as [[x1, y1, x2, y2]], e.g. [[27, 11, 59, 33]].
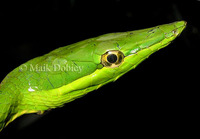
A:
[[107, 54, 118, 63], [101, 50, 124, 68]]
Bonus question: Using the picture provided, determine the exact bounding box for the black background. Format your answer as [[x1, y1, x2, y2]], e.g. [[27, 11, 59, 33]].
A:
[[0, 0, 199, 138]]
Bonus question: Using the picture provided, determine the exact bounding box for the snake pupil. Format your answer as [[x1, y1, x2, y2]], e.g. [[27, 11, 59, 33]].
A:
[[107, 54, 117, 63]]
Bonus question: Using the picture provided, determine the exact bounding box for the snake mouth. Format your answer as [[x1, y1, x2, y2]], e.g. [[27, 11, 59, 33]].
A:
[[164, 21, 187, 38], [125, 21, 187, 57]]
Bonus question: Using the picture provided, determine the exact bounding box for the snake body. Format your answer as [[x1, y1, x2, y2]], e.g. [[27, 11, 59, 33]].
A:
[[0, 21, 186, 131]]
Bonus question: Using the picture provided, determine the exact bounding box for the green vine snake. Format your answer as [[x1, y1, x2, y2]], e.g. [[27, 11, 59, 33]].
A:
[[0, 21, 186, 131]]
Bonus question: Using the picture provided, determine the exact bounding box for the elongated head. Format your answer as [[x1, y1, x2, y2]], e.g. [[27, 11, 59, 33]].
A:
[[10, 21, 186, 95], [56, 21, 186, 92]]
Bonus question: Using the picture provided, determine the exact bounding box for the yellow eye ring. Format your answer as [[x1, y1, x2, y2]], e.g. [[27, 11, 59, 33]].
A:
[[101, 50, 124, 68]]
